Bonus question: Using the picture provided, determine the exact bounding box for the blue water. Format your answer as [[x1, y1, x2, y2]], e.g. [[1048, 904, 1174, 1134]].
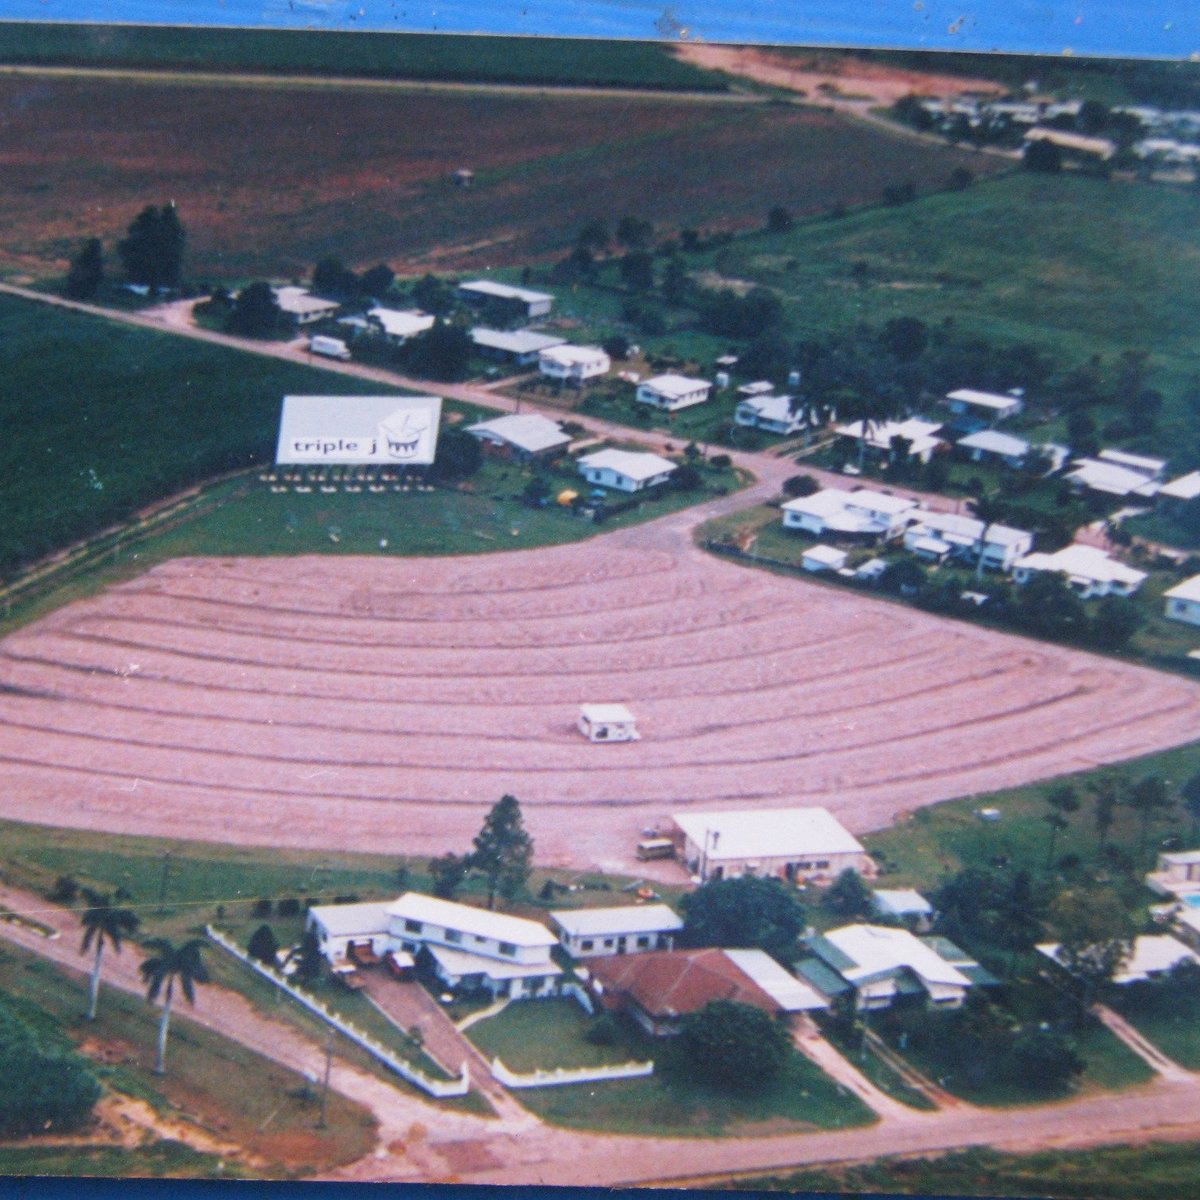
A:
[[0, 0, 1195, 59], [1184, 894, 1200, 908]]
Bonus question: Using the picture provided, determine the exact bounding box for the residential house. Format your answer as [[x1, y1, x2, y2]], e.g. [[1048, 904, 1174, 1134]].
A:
[[470, 327, 567, 365], [1037, 934, 1200, 986], [734, 393, 808, 436], [588, 947, 825, 1037], [671, 806, 875, 885], [902, 510, 1033, 572], [363, 307, 435, 345], [273, 286, 339, 326], [1012, 543, 1148, 599], [1024, 126, 1117, 162], [1159, 471, 1200, 513], [457, 279, 554, 320], [466, 413, 570, 463], [1147, 849, 1200, 897], [797, 923, 991, 1011], [946, 388, 1025, 423], [550, 904, 683, 958], [577, 448, 675, 493], [835, 417, 945, 466], [872, 889, 935, 932], [781, 487, 917, 542], [955, 429, 1030, 469], [538, 344, 611, 386], [635, 374, 712, 413], [1065, 449, 1167, 499], [307, 892, 562, 999], [1164, 575, 1200, 627]]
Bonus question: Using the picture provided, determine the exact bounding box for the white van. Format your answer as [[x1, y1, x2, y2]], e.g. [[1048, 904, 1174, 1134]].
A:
[[309, 334, 351, 361]]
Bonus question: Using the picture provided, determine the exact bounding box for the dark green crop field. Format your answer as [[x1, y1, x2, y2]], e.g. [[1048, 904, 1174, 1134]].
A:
[[0, 294, 404, 579], [0, 21, 725, 91]]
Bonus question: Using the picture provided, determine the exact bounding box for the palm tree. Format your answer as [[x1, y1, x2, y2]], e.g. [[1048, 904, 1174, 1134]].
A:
[[80, 890, 139, 1021], [969, 492, 1009, 581], [139, 938, 209, 1075]]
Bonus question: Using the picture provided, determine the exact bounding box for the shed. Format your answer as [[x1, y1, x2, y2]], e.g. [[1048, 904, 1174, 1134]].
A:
[[802, 544, 848, 573], [578, 704, 640, 743]]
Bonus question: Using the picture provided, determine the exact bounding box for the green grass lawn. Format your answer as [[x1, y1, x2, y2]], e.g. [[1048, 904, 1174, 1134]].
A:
[[678, 170, 1200, 465], [467, 996, 646, 1071], [508, 1040, 874, 1137], [1124, 509, 1200, 551], [814, 1018, 936, 1111], [0, 23, 726, 91], [731, 1140, 1200, 1199], [1110, 985, 1200, 1070], [0, 943, 376, 1178]]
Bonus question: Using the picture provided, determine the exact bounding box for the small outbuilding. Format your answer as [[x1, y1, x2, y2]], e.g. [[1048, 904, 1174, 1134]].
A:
[[801, 544, 848, 573], [578, 703, 640, 743], [1164, 575, 1200, 627]]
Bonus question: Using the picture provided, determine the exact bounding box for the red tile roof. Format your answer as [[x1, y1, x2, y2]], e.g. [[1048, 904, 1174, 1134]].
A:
[[589, 948, 782, 1019]]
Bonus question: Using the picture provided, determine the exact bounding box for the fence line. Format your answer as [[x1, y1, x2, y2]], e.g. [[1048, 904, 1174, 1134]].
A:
[[206, 926, 469, 1098], [491, 1055, 653, 1090]]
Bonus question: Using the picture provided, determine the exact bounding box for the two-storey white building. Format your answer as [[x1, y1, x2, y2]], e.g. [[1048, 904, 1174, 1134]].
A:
[[307, 892, 562, 999]]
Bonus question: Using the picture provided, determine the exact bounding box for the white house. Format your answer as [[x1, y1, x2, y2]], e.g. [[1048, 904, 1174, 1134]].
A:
[[457, 279, 554, 319], [466, 413, 570, 463], [577, 448, 675, 493], [1012, 543, 1148, 599], [538, 344, 611, 385], [799, 924, 983, 1011], [1164, 575, 1200, 627], [1065, 449, 1167, 499], [945, 388, 1024, 423], [956, 429, 1031, 469], [1024, 126, 1117, 161], [273, 286, 339, 325], [578, 703, 639, 742], [872, 889, 935, 932], [836, 417, 945, 465], [1146, 849, 1200, 898], [801, 544, 847, 573], [734, 393, 808, 436], [308, 892, 563, 1000], [635, 374, 712, 413], [364, 307, 435, 345], [671, 806, 875, 885], [550, 904, 682, 958], [902, 510, 1033, 572], [1037, 935, 1200, 986], [1159, 471, 1200, 509], [470, 327, 566, 365], [781, 487, 917, 542]]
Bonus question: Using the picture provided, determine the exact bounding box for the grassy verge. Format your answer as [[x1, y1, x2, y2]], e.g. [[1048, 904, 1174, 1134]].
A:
[[0, 24, 727, 91], [814, 1019, 936, 1111], [0, 1142, 230, 1180], [0, 943, 376, 1178], [1110, 986, 1200, 1070], [727, 1141, 1200, 1199], [508, 1044, 874, 1137]]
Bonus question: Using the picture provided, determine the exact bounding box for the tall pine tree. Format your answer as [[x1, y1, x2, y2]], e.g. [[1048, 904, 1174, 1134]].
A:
[[118, 203, 185, 291], [470, 794, 533, 909]]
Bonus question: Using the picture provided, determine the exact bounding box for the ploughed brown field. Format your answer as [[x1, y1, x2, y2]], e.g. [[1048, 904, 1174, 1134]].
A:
[[0, 75, 1003, 278], [0, 512, 1196, 877]]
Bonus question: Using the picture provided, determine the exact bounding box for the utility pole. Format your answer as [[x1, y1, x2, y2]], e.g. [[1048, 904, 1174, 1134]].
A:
[[317, 1027, 334, 1129]]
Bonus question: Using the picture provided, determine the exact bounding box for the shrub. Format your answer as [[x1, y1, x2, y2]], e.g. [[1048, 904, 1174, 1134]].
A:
[[782, 474, 820, 498], [277, 897, 301, 918], [251, 898, 273, 918], [48, 875, 79, 905], [585, 1014, 622, 1046]]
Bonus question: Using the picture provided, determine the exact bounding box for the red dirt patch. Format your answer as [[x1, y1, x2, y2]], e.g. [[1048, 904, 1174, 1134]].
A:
[[0, 75, 1004, 278], [0, 518, 1196, 878]]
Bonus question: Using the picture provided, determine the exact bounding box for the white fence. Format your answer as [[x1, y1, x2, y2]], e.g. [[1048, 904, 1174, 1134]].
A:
[[206, 926, 469, 1098], [491, 1056, 653, 1089]]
